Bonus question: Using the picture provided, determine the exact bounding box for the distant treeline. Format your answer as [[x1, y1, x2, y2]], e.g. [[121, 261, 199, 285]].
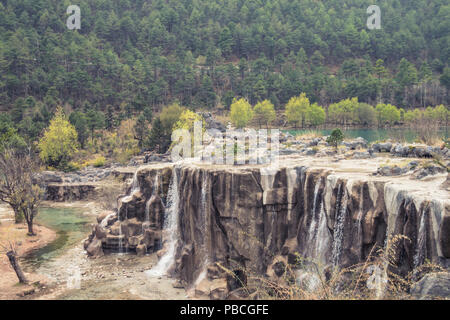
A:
[[227, 94, 449, 129]]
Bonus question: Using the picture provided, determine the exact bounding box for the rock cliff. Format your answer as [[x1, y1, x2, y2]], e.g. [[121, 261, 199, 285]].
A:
[[84, 157, 449, 299]]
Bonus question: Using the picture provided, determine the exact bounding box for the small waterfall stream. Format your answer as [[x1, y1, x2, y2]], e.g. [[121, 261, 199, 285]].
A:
[[332, 184, 347, 267], [146, 167, 180, 277], [144, 173, 160, 224], [194, 171, 211, 286], [413, 210, 427, 268], [356, 185, 364, 238], [307, 179, 321, 257], [122, 170, 140, 202]]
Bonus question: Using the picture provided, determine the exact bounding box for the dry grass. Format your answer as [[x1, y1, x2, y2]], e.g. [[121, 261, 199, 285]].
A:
[[218, 234, 444, 300], [295, 130, 323, 140]]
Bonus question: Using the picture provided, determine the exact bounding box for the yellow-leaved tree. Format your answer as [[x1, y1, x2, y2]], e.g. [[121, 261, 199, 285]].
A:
[[284, 93, 310, 128], [173, 109, 205, 132], [230, 98, 253, 129], [253, 100, 276, 128], [38, 107, 79, 170]]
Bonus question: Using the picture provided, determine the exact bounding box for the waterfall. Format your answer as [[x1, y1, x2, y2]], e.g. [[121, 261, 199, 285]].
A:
[[307, 179, 321, 255], [286, 167, 298, 222], [146, 167, 180, 277], [260, 167, 277, 249], [413, 210, 427, 268], [356, 185, 364, 238], [100, 212, 115, 228], [145, 174, 160, 224], [332, 184, 347, 267], [194, 171, 211, 286], [314, 201, 330, 264], [121, 170, 140, 202], [266, 210, 276, 249]]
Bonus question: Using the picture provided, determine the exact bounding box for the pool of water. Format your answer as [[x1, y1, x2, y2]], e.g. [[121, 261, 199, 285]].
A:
[[22, 207, 94, 271], [284, 128, 448, 143]]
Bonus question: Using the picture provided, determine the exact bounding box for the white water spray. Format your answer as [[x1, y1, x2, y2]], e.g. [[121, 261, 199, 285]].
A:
[[145, 174, 160, 224], [194, 171, 211, 286], [413, 210, 426, 268], [146, 167, 180, 277], [332, 185, 347, 267], [356, 185, 364, 238]]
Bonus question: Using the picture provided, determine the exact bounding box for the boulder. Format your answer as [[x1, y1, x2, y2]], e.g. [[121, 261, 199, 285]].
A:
[[97, 211, 111, 224], [410, 272, 450, 299], [136, 244, 147, 256], [372, 142, 392, 153], [351, 151, 371, 159], [210, 278, 228, 300], [121, 218, 143, 237], [86, 238, 104, 257], [412, 165, 446, 180], [376, 165, 407, 176], [94, 225, 108, 240], [343, 137, 367, 150]]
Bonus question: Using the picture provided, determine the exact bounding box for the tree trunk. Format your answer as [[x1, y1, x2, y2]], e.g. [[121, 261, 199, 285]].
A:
[[27, 220, 35, 236], [13, 207, 22, 224], [6, 251, 28, 284]]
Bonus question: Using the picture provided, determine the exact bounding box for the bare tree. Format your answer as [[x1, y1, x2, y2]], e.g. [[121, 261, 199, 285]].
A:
[[0, 241, 28, 284], [0, 148, 42, 235]]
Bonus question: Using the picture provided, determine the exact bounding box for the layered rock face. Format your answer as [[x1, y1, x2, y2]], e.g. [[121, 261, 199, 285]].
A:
[[85, 161, 449, 298]]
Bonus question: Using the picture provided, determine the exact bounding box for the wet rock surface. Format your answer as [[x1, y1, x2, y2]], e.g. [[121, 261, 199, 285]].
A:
[[84, 158, 449, 299]]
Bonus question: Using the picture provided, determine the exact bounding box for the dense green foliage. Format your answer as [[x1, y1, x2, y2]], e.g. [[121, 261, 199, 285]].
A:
[[327, 128, 344, 149], [0, 0, 448, 159]]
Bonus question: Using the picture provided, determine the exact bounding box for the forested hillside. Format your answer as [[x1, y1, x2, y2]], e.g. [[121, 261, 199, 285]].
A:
[[0, 0, 449, 146]]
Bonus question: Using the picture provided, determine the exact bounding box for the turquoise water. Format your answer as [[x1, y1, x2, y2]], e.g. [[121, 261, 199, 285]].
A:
[[284, 128, 448, 143], [22, 207, 94, 270]]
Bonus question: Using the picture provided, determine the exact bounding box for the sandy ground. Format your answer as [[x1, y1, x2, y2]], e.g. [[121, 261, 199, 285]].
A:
[[0, 204, 57, 300]]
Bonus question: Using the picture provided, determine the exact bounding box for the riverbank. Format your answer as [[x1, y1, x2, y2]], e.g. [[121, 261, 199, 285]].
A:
[[0, 204, 57, 300], [0, 201, 188, 300]]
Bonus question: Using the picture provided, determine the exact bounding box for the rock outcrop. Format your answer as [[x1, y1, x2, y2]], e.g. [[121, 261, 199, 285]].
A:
[[85, 160, 449, 299]]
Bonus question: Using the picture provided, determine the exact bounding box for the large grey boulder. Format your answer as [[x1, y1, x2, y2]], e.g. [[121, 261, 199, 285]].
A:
[[412, 165, 446, 179], [376, 165, 407, 176], [411, 272, 450, 299], [372, 142, 392, 153], [86, 238, 104, 257], [343, 137, 368, 150]]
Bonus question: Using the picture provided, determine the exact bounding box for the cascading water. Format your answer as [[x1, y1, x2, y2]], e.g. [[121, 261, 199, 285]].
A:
[[356, 185, 364, 238], [121, 170, 140, 202], [100, 212, 115, 228], [286, 167, 298, 222], [146, 167, 180, 277], [194, 171, 211, 286], [260, 167, 277, 249], [307, 179, 321, 256], [413, 210, 427, 268], [145, 174, 160, 224], [332, 184, 347, 267]]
